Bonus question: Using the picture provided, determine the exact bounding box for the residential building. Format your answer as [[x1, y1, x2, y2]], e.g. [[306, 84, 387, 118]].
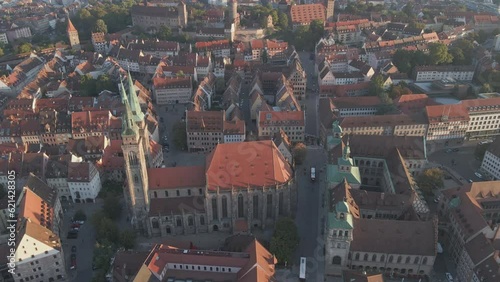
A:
[[17, 172, 63, 235], [131, 3, 187, 30], [462, 98, 500, 140], [195, 40, 231, 58], [272, 129, 293, 165], [290, 4, 326, 30], [14, 219, 66, 282], [67, 162, 101, 203], [425, 104, 469, 141], [413, 65, 475, 82], [223, 119, 245, 143], [329, 97, 381, 117], [127, 39, 180, 58], [152, 76, 192, 105], [480, 138, 500, 180], [91, 32, 107, 54], [438, 181, 500, 282], [186, 111, 224, 152], [257, 111, 305, 142], [339, 114, 428, 137], [132, 239, 277, 281]]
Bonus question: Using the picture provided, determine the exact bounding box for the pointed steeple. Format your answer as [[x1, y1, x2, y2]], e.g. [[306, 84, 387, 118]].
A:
[[120, 78, 138, 136], [67, 17, 77, 33], [126, 70, 145, 123]]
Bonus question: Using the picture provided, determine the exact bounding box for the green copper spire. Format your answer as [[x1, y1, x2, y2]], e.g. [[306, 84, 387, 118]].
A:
[[120, 79, 138, 136], [127, 70, 145, 123]]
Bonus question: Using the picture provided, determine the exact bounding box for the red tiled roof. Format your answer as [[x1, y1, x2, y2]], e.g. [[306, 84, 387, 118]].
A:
[[425, 104, 469, 123], [205, 141, 293, 191], [148, 166, 206, 190], [258, 111, 305, 127], [290, 4, 326, 24]]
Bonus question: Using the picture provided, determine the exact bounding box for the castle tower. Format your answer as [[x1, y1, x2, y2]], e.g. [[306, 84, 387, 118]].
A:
[[325, 179, 354, 276], [120, 79, 150, 235], [66, 17, 80, 50], [326, 0, 335, 23]]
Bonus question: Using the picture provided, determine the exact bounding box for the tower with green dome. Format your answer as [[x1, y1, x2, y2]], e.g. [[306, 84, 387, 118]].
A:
[[326, 139, 362, 188], [325, 180, 355, 275]]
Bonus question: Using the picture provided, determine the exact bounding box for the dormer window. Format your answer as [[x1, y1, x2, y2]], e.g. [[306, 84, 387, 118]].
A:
[[339, 213, 345, 219]]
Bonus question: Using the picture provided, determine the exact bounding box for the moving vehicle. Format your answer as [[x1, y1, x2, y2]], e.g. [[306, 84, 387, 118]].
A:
[[70, 254, 77, 270], [67, 230, 78, 239], [299, 257, 306, 281], [310, 167, 316, 181], [479, 140, 493, 145]]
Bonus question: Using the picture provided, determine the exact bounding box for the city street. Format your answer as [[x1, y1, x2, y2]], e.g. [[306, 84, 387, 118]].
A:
[[61, 201, 102, 282], [294, 146, 328, 282], [428, 146, 483, 183], [298, 51, 320, 137]]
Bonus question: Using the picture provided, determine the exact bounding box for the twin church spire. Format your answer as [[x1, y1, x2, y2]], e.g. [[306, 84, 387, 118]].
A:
[[120, 71, 143, 136]]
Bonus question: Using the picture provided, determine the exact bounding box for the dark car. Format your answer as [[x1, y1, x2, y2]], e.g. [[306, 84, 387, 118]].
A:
[[159, 117, 164, 122], [71, 246, 77, 253], [70, 254, 77, 269], [67, 230, 78, 239], [452, 148, 459, 152]]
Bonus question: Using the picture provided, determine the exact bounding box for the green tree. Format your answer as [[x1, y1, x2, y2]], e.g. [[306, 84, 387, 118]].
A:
[[119, 230, 137, 250], [449, 47, 466, 65], [92, 212, 120, 242], [17, 42, 32, 54], [270, 218, 299, 266], [310, 20, 324, 38], [173, 121, 187, 151], [74, 209, 87, 221], [270, 10, 279, 25], [428, 42, 453, 65], [278, 11, 288, 29], [369, 74, 385, 97], [103, 195, 123, 220], [176, 70, 186, 77], [157, 25, 172, 41], [100, 180, 124, 198], [480, 83, 493, 93], [96, 74, 116, 93], [94, 19, 108, 33], [388, 84, 412, 99], [0, 48, 4, 57], [392, 49, 414, 74], [292, 142, 307, 165], [416, 168, 444, 196], [80, 74, 98, 96]]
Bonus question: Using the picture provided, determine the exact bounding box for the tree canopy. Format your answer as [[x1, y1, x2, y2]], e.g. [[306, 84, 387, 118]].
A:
[[292, 143, 307, 165], [94, 19, 108, 33], [416, 168, 444, 196], [270, 217, 299, 266], [428, 42, 453, 65]]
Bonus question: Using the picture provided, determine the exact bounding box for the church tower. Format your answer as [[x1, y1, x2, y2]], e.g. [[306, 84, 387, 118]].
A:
[[229, 0, 238, 24], [120, 78, 150, 235], [178, 1, 187, 27], [66, 17, 80, 50], [325, 179, 355, 276], [326, 0, 335, 23]]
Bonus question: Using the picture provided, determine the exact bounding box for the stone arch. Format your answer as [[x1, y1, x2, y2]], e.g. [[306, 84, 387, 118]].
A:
[[332, 256, 341, 265], [151, 218, 159, 229]]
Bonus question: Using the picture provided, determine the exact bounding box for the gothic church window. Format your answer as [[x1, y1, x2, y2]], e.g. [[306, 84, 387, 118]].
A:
[[238, 194, 244, 218], [222, 196, 228, 218]]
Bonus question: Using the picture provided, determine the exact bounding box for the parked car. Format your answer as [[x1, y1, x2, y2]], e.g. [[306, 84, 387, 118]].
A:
[[71, 223, 80, 230], [70, 254, 77, 270], [479, 140, 493, 145], [71, 246, 76, 253], [468, 179, 474, 183], [475, 172, 483, 179], [159, 117, 164, 122], [446, 272, 453, 282], [444, 175, 452, 180], [446, 149, 452, 153], [452, 148, 459, 152], [67, 230, 78, 239]]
